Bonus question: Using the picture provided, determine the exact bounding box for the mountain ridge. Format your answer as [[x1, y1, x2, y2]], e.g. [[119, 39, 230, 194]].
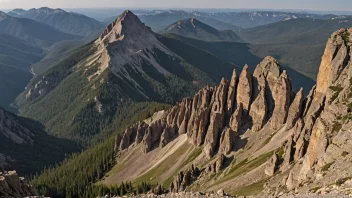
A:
[[8, 7, 105, 37], [160, 18, 242, 42]]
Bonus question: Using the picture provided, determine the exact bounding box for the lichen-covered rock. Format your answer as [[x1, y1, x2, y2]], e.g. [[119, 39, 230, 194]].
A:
[[271, 71, 292, 130], [236, 65, 252, 114], [249, 88, 267, 132], [286, 88, 304, 130]]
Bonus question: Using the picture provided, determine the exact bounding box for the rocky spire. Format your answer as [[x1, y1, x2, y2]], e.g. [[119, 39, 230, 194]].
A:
[[226, 69, 238, 115], [203, 78, 229, 159], [315, 28, 352, 95], [236, 65, 253, 114], [249, 87, 267, 132], [271, 71, 292, 130]]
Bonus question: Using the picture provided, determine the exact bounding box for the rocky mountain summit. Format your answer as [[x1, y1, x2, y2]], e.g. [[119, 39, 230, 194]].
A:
[[106, 28, 352, 196], [18, 10, 236, 142], [0, 171, 37, 198]]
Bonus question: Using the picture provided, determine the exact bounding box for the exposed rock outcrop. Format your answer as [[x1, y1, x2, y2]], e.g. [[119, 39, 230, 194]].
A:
[[0, 171, 37, 198], [226, 69, 238, 115], [249, 88, 267, 132], [170, 165, 200, 193], [229, 104, 242, 132], [265, 152, 278, 176], [286, 88, 304, 130], [236, 65, 252, 114], [187, 87, 214, 146], [203, 79, 229, 159], [271, 71, 292, 130], [219, 128, 235, 155]]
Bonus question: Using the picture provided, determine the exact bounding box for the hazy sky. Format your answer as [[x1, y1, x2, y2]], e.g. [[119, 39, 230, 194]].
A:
[[1, 0, 352, 10]]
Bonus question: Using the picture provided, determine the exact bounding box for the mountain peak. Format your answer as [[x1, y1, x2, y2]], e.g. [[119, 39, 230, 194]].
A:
[[98, 10, 153, 44]]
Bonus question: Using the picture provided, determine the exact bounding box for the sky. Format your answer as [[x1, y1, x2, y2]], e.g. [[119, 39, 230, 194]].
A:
[[0, 0, 352, 11]]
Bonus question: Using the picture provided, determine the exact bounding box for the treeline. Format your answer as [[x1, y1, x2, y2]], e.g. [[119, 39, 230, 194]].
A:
[[31, 137, 115, 197], [30, 102, 171, 198], [85, 181, 152, 197]]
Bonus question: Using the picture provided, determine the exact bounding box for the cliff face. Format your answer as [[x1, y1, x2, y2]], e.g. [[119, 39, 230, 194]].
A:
[[108, 28, 352, 196]]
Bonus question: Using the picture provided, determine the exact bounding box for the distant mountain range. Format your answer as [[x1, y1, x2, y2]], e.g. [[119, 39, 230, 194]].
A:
[[160, 18, 242, 42], [103, 10, 339, 31], [238, 16, 352, 79], [0, 11, 79, 48], [8, 7, 105, 37]]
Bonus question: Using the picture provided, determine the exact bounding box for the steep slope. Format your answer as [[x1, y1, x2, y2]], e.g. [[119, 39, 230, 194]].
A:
[[93, 28, 352, 197], [0, 33, 43, 112], [0, 11, 79, 48], [239, 17, 352, 79], [16, 10, 236, 144], [8, 7, 105, 37], [0, 107, 78, 174], [160, 18, 242, 42]]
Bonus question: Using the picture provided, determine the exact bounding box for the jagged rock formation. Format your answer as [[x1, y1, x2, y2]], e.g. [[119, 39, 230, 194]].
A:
[[170, 165, 200, 193], [236, 65, 252, 113], [0, 171, 37, 198], [109, 27, 352, 197], [115, 55, 298, 159]]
